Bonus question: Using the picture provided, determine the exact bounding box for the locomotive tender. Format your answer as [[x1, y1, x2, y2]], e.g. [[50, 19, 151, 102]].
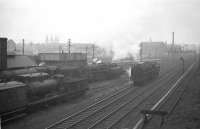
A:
[[131, 60, 160, 85]]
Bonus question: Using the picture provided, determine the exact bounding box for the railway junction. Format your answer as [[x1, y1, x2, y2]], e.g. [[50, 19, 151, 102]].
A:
[[2, 1, 200, 129], [2, 45, 199, 129]]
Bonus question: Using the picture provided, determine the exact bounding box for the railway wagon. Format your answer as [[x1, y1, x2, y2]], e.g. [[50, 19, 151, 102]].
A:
[[131, 61, 160, 85], [38, 51, 124, 82], [55, 63, 124, 83], [0, 81, 27, 115], [87, 63, 124, 82]]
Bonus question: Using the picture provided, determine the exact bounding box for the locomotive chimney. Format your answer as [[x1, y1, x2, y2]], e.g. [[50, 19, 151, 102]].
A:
[[0, 37, 7, 70]]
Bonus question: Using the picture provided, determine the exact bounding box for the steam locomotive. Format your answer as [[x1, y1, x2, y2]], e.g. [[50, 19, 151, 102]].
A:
[[0, 66, 88, 122], [0, 64, 125, 122], [131, 60, 160, 85], [0, 37, 125, 122]]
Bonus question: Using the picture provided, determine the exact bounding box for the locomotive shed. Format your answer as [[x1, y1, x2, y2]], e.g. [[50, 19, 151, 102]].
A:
[[3, 53, 196, 129]]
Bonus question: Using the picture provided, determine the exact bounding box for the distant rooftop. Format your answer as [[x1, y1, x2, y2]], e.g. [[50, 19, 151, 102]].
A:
[[7, 55, 37, 69]]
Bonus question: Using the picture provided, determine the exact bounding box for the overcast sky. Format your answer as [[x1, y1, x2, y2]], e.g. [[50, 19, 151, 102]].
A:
[[0, 0, 200, 57]]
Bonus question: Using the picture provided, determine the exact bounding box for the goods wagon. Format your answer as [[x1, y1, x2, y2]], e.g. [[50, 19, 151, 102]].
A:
[[56, 63, 125, 83], [0, 81, 27, 114], [87, 63, 125, 82], [131, 61, 160, 85]]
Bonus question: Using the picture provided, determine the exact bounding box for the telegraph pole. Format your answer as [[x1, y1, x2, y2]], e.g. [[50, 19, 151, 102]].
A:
[[86, 46, 88, 58], [140, 43, 143, 61], [68, 38, 71, 55], [92, 44, 95, 59], [85, 46, 88, 63]]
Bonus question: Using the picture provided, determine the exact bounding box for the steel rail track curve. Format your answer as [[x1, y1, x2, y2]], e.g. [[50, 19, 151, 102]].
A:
[[69, 72, 174, 129], [108, 70, 182, 129], [132, 63, 195, 129], [46, 84, 131, 129], [46, 63, 179, 129], [87, 69, 181, 129]]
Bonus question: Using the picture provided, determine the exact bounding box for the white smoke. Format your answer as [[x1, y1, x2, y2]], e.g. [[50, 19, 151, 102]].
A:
[[97, 38, 140, 60]]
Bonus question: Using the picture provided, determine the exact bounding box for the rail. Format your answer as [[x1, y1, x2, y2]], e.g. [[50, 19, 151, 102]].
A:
[[132, 63, 195, 129], [46, 63, 179, 129]]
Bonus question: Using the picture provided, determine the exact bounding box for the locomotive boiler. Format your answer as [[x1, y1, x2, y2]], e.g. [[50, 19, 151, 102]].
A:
[[0, 66, 89, 122]]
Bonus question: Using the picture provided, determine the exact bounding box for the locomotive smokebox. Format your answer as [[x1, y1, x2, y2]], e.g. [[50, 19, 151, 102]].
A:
[[0, 38, 7, 70]]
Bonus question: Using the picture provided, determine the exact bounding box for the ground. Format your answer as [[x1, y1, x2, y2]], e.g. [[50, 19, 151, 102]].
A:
[[2, 55, 196, 129], [161, 67, 200, 129], [2, 74, 130, 129]]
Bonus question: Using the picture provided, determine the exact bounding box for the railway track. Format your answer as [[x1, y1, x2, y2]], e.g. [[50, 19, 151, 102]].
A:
[[89, 76, 130, 96], [110, 69, 183, 129], [90, 74, 129, 90], [138, 63, 196, 129], [132, 63, 195, 129], [86, 70, 181, 129], [1, 72, 127, 124], [46, 63, 181, 129]]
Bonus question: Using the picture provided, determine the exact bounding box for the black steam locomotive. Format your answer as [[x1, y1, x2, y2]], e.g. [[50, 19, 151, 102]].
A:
[[0, 37, 125, 122], [0, 66, 88, 122], [131, 60, 160, 85]]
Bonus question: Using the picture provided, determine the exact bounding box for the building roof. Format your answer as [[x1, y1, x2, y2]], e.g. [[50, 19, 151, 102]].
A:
[[140, 41, 166, 46], [7, 55, 37, 69]]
